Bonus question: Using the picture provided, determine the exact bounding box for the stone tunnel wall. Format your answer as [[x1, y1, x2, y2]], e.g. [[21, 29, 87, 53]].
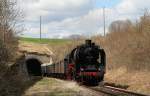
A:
[[19, 52, 53, 78], [25, 53, 52, 64]]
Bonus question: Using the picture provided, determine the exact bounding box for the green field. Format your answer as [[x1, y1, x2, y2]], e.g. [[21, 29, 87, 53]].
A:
[[19, 37, 71, 45]]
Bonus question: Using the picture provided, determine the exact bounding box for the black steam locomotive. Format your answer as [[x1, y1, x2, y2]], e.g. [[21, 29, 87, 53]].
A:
[[42, 40, 106, 85]]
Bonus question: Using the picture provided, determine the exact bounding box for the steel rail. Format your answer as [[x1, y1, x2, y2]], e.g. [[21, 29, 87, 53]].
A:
[[104, 85, 149, 96], [82, 85, 149, 96]]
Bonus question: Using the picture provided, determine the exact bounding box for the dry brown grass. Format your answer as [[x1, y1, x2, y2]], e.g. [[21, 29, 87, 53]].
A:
[[92, 31, 150, 71], [50, 39, 85, 62], [105, 68, 150, 94]]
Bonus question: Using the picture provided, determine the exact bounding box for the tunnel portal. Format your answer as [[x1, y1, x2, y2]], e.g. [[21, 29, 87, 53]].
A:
[[26, 58, 42, 76]]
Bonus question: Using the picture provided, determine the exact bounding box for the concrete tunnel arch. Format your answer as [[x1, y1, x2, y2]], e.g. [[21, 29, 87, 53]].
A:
[[26, 58, 42, 76]]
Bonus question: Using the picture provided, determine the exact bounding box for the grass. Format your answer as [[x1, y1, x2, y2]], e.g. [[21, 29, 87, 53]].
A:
[[48, 88, 76, 96], [24, 78, 80, 96], [19, 37, 71, 45]]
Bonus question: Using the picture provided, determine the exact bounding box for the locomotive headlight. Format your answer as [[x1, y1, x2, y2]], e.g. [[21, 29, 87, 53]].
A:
[[80, 68, 84, 72], [98, 68, 101, 71]]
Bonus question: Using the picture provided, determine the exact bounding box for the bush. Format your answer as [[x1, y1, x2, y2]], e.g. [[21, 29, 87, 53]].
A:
[[0, 0, 20, 64]]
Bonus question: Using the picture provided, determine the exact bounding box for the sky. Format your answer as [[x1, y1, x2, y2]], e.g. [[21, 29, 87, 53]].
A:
[[18, 0, 150, 38]]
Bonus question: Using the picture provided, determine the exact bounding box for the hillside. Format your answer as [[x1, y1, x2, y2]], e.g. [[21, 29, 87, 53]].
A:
[[19, 37, 71, 45]]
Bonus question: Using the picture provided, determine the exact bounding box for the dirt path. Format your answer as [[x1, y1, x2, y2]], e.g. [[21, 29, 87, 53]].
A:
[[23, 77, 106, 96]]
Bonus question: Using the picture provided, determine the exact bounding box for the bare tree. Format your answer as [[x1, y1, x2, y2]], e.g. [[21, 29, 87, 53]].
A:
[[139, 9, 150, 33], [0, 0, 22, 64], [109, 20, 134, 33]]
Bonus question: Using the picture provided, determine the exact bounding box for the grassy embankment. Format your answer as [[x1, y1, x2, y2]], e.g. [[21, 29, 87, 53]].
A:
[[19, 37, 82, 62], [19, 37, 71, 45]]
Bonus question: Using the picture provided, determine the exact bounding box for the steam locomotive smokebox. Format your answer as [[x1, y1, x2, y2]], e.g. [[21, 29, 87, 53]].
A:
[[85, 39, 92, 46]]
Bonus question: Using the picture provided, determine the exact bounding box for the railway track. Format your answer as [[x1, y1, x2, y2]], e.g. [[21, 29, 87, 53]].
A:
[[44, 76, 149, 96], [83, 85, 149, 96]]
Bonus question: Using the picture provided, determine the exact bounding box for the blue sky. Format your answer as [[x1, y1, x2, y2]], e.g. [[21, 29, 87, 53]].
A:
[[95, 0, 122, 8], [18, 0, 150, 38]]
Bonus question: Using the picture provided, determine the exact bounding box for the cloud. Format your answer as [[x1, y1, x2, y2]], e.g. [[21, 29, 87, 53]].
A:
[[115, 0, 150, 19], [117, 0, 150, 13], [20, 0, 150, 38], [20, 0, 94, 22], [24, 8, 105, 38]]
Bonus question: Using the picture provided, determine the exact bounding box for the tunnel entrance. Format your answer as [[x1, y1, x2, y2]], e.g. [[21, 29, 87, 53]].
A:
[[26, 58, 42, 76]]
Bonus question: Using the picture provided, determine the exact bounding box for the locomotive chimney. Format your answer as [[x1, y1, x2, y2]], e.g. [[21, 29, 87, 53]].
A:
[[85, 39, 91, 46], [92, 43, 95, 46]]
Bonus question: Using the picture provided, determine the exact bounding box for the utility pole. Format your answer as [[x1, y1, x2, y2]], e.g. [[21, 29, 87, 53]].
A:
[[103, 7, 106, 36], [40, 16, 42, 40]]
